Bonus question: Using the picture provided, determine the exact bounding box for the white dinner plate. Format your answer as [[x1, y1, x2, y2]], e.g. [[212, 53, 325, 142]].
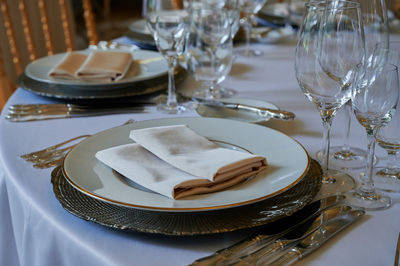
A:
[[63, 117, 310, 212], [196, 98, 279, 123], [25, 49, 168, 86]]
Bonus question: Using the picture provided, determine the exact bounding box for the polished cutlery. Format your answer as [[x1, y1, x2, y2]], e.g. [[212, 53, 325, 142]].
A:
[[194, 99, 296, 121], [6, 104, 146, 122], [266, 206, 364, 265], [191, 195, 344, 265]]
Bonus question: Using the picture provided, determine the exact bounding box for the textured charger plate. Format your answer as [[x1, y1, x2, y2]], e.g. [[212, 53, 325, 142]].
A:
[[51, 159, 321, 235], [18, 68, 186, 101]]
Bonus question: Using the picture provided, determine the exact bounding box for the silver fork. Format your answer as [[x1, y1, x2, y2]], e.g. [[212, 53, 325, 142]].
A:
[[21, 119, 135, 168]]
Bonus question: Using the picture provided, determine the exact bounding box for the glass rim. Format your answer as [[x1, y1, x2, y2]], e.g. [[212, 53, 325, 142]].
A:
[[356, 62, 399, 72], [305, 0, 360, 10]]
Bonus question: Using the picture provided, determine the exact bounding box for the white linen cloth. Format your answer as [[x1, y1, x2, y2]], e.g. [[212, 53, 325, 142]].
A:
[[96, 125, 267, 199], [49, 51, 133, 81]]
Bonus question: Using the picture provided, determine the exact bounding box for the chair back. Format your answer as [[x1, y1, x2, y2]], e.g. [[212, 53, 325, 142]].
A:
[[0, 0, 99, 108]]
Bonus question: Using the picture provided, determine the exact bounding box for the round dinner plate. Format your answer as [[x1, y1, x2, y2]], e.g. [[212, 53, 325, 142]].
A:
[[25, 49, 168, 87], [63, 117, 310, 212]]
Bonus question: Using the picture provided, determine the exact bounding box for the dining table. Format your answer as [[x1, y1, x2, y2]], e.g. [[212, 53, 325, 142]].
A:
[[1, 31, 400, 266]]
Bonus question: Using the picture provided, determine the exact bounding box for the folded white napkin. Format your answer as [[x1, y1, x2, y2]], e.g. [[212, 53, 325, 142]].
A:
[[95, 125, 267, 199], [48, 51, 133, 81]]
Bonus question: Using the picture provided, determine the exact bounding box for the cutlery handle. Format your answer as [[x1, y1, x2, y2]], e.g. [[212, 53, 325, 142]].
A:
[[233, 104, 295, 120], [268, 249, 301, 266], [190, 234, 277, 265]]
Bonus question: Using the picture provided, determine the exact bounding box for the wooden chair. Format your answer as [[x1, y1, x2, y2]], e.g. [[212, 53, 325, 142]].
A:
[[0, 0, 99, 109]]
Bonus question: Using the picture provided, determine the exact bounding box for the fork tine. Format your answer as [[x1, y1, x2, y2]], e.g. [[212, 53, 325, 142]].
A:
[[20, 134, 90, 159]]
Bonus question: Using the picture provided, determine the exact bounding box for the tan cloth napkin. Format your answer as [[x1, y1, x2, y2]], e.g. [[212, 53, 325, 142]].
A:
[[95, 125, 267, 199], [76, 51, 133, 81], [48, 51, 133, 81], [48, 52, 88, 79]]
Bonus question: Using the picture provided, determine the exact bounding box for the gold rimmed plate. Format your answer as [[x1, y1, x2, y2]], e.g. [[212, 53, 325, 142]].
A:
[[62, 117, 310, 212]]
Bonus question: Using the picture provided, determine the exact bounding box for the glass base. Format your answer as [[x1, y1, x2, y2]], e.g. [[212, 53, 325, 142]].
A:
[[344, 189, 392, 211], [316, 146, 377, 170], [318, 169, 356, 197], [192, 87, 236, 100], [373, 166, 400, 193], [235, 48, 263, 57], [156, 103, 186, 114]]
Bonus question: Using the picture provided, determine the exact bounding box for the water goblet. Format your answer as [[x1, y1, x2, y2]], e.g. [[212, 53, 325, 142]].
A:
[[236, 0, 268, 57], [345, 63, 399, 210], [372, 41, 400, 192], [185, 8, 234, 99], [295, 1, 364, 196], [315, 0, 389, 170]]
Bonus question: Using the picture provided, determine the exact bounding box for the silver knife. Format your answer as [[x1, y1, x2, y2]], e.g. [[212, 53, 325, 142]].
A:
[[190, 195, 344, 266], [194, 99, 296, 121], [264, 205, 365, 266]]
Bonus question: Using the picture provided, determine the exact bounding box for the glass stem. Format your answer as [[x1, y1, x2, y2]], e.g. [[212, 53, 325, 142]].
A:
[[244, 17, 251, 53], [321, 112, 334, 175], [360, 128, 378, 194], [341, 103, 352, 153], [166, 57, 178, 107]]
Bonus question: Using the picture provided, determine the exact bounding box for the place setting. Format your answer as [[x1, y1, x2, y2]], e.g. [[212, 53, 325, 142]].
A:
[[2, 0, 400, 265]]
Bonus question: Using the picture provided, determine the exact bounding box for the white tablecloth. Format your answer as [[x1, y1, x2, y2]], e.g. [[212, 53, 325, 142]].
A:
[[1, 36, 400, 266]]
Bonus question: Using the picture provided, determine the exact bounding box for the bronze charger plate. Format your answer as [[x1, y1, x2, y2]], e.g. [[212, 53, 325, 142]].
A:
[[51, 159, 322, 236]]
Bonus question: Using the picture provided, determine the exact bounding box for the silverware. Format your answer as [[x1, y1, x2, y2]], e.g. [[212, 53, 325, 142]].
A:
[[21, 119, 135, 168], [395, 232, 400, 266], [266, 205, 365, 266], [6, 104, 146, 122], [194, 99, 295, 121], [190, 195, 344, 266]]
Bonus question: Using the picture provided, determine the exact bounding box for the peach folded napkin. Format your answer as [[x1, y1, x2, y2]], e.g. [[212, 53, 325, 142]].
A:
[[95, 125, 267, 199], [48, 53, 88, 79], [49, 51, 133, 81]]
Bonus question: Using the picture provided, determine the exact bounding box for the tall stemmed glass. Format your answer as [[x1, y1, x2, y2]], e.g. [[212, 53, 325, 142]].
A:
[[295, 1, 364, 196], [316, 0, 389, 170], [345, 63, 399, 210], [237, 0, 268, 57], [145, 0, 188, 114], [372, 41, 400, 193], [185, 8, 234, 99]]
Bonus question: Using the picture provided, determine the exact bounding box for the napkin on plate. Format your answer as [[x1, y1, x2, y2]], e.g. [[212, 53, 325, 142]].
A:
[[48, 51, 133, 81], [76, 51, 133, 81], [48, 52, 88, 79], [95, 125, 267, 199]]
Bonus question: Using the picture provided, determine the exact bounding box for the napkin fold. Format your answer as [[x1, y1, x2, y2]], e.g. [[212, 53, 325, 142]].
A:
[[95, 125, 267, 199], [49, 51, 133, 81]]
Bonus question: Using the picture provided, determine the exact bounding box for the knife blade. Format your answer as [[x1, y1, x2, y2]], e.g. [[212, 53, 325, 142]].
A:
[[265, 205, 365, 266], [190, 195, 344, 266], [194, 99, 295, 121]]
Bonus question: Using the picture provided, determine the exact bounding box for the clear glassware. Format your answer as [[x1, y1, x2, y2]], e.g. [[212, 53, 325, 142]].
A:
[[316, 0, 389, 170], [295, 1, 364, 196], [236, 0, 268, 57], [185, 8, 234, 99], [373, 41, 400, 193], [345, 63, 399, 210], [145, 0, 189, 114]]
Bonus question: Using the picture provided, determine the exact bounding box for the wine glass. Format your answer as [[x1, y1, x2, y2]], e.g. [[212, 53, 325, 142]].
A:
[[316, 0, 389, 170], [295, 0, 364, 196], [145, 0, 189, 114], [373, 41, 400, 192], [236, 0, 268, 57], [185, 8, 234, 99], [345, 63, 399, 210]]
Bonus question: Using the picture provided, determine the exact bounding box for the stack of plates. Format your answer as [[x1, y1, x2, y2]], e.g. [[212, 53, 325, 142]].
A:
[[126, 19, 157, 50], [52, 117, 322, 235], [18, 49, 184, 102]]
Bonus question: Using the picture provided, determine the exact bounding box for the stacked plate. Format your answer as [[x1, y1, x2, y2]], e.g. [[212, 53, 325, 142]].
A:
[[126, 19, 157, 50], [52, 117, 322, 235], [18, 49, 184, 103]]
